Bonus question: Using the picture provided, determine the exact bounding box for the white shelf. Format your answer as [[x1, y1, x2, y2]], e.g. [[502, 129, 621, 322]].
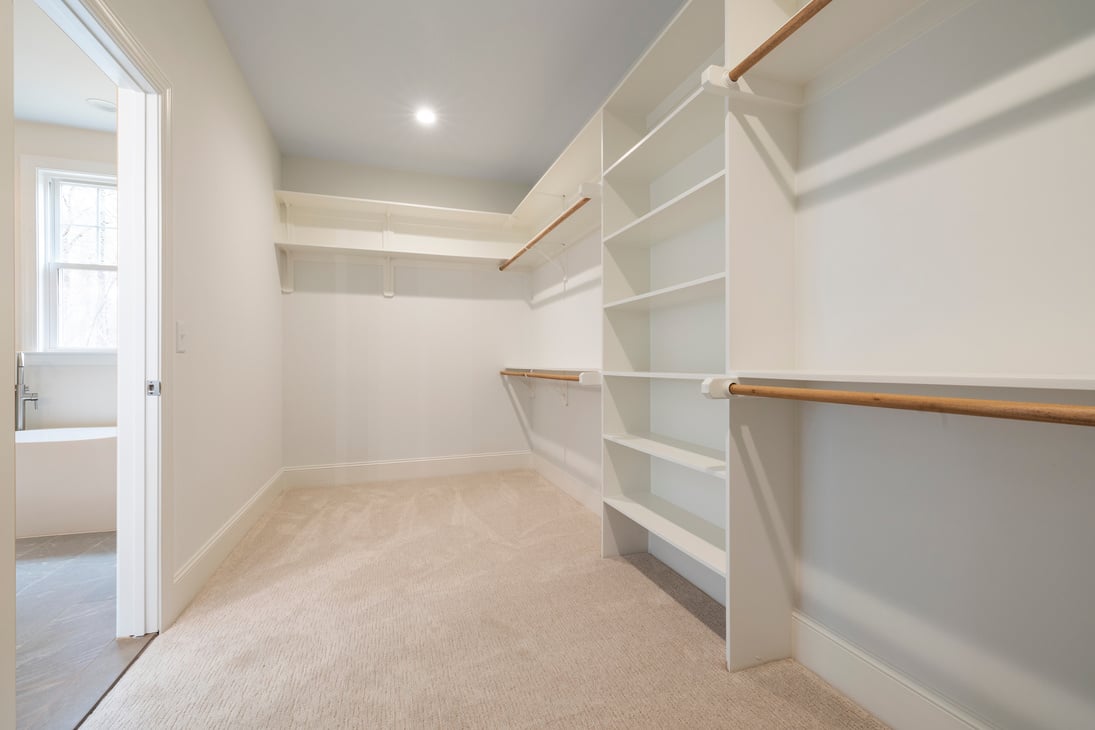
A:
[[733, 370, 1095, 392], [604, 0, 724, 121], [603, 87, 725, 181], [277, 189, 513, 232], [603, 371, 724, 381], [605, 273, 724, 313], [604, 432, 726, 478], [604, 171, 725, 247], [275, 241, 516, 270], [741, 0, 929, 87], [502, 368, 602, 387], [604, 493, 726, 576]]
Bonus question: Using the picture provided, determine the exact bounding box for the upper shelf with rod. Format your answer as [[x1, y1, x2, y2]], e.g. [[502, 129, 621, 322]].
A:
[[720, 0, 934, 93], [500, 368, 603, 387], [499, 112, 603, 272], [702, 378, 1095, 427], [275, 112, 603, 282], [499, 182, 600, 272]]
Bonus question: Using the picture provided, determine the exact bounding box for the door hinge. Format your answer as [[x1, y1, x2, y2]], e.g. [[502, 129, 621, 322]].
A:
[[146, 380, 162, 396]]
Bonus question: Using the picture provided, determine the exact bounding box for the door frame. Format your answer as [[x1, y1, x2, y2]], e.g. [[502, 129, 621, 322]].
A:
[[34, 0, 169, 636]]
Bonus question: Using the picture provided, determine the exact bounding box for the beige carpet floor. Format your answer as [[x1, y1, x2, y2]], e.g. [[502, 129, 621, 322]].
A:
[[85, 470, 884, 729]]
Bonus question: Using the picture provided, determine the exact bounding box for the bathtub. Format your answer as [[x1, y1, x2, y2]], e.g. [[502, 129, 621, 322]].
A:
[[16, 426, 117, 539]]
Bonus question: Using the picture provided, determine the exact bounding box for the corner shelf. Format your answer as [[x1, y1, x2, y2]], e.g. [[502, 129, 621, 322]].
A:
[[604, 493, 726, 576], [604, 171, 725, 248], [603, 87, 726, 181], [604, 273, 725, 312], [604, 432, 726, 478], [505, 113, 603, 270]]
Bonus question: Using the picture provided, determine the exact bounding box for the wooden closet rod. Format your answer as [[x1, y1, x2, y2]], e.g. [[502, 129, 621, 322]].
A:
[[500, 369, 581, 383], [499, 196, 592, 272], [726, 383, 1095, 427], [728, 0, 833, 82]]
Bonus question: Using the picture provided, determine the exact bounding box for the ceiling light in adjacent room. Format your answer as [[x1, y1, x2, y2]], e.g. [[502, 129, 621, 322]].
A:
[[86, 97, 117, 113], [414, 106, 437, 126]]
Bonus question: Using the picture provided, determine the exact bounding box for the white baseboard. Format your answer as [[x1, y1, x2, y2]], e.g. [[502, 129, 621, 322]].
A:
[[530, 452, 599, 513], [169, 468, 288, 623], [792, 612, 989, 730], [281, 451, 532, 489]]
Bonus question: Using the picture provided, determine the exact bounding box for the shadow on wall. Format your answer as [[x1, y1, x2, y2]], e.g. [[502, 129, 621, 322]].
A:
[[798, 390, 1095, 729], [290, 259, 530, 300], [800, 0, 1095, 166], [797, 70, 1095, 210], [728, 0, 1095, 212]]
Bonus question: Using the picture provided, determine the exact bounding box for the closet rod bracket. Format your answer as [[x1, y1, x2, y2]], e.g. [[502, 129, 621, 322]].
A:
[[701, 377, 735, 399], [382, 256, 395, 298]]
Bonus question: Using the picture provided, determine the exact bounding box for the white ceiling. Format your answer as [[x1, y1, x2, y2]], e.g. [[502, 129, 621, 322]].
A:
[[13, 0, 117, 133], [205, 0, 686, 186]]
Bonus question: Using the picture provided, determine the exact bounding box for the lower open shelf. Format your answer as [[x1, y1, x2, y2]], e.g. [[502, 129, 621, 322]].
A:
[[604, 493, 726, 576], [604, 432, 726, 478]]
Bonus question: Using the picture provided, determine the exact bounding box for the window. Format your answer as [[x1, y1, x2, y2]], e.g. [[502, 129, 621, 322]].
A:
[[38, 170, 119, 350]]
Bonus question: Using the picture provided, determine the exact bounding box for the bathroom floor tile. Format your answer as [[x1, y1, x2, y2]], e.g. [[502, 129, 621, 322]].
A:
[[14, 531, 154, 730]]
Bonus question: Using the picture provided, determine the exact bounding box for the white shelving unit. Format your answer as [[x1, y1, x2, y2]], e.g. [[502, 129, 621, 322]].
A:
[[603, 171, 725, 248], [599, 0, 731, 639], [604, 273, 725, 312], [603, 432, 726, 477], [603, 88, 726, 185], [690, 0, 1095, 685], [603, 493, 725, 575], [603, 371, 724, 381]]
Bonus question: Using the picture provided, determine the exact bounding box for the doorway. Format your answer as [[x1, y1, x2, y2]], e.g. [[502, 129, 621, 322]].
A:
[[11, 0, 163, 725]]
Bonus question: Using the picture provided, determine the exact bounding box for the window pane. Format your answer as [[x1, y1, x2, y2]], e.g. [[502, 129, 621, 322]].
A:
[[99, 227, 118, 266], [56, 268, 117, 349], [59, 182, 99, 227], [99, 187, 117, 228], [56, 182, 118, 265], [60, 224, 107, 264]]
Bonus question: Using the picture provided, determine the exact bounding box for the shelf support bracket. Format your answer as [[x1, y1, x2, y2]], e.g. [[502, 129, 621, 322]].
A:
[[277, 247, 295, 295], [382, 256, 395, 298], [281, 200, 297, 244], [701, 65, 802, 109]]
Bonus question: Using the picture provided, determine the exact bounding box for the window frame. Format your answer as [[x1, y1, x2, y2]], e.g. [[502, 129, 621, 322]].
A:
[[36, 167, 119, 352]]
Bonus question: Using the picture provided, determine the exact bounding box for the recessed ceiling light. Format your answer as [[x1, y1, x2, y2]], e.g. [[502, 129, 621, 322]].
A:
[[86, 97, 117, 113], [414, 107, 437, 126]]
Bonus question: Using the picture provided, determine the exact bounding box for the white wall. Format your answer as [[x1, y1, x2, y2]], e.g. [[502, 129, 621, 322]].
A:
[[18, 354, 115, 429], [281, 155, 529, 214], [791, 1, 1095, 727], [282, 258, 532, 475], [14, 122, 118, 428], [100, 0, 284, 627], [1, 1, 18, 722], [522, 230, 602, 510]]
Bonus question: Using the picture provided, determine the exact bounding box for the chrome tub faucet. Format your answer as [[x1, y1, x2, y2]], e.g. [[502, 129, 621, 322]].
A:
[[15, 352, 38, 431]]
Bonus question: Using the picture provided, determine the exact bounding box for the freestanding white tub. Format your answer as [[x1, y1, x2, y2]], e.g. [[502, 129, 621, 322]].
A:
[[16, 426, 117, 539]]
